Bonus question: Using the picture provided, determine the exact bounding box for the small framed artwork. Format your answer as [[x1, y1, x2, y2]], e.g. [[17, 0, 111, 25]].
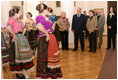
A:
[[12, 6, 21, 9], [56, 1, 61, 7], [74, 1, 76, 6]]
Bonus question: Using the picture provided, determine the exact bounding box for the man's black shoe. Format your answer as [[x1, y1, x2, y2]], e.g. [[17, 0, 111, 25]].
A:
[[72, 48, 78, 51]]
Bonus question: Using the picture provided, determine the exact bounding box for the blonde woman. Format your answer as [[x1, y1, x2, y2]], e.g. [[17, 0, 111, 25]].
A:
[[57, 11, 70, 50]]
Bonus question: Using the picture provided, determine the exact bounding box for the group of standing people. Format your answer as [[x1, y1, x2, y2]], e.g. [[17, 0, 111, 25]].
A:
[[58, 6, 116, 53], [57, 7, 104, 53]]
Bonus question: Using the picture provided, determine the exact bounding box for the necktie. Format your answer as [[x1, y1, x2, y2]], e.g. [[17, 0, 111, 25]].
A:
[[78, 14, 80, 18]]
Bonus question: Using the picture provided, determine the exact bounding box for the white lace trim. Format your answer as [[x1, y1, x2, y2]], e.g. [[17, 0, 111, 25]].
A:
[[48, 64, 60, 69], [2, 62, 9, 66], [54, 51, 59, 55], [1, 47, 6, 49], [2, 54, 9, 58]]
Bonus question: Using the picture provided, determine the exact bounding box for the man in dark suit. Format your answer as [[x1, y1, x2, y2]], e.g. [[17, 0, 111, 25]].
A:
[[72, 7, 86, 52], [83, 11, 89, 39]]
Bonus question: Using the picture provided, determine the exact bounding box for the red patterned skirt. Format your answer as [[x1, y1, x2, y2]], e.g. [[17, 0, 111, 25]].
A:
[[36, 34, 62, 79]]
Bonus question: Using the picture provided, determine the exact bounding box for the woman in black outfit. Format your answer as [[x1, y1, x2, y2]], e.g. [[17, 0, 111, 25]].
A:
[[106, 7, 117, 50]]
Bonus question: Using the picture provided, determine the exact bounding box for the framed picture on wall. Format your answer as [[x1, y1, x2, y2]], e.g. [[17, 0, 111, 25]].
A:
[[12, 6, 21, 9], [74, 1, 76, 6], [56, 1, 61, 7], [94, 8, 104, 15]]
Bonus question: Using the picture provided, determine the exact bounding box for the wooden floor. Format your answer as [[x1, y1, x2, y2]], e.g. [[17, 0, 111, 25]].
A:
[[3, 36, 107, 79]]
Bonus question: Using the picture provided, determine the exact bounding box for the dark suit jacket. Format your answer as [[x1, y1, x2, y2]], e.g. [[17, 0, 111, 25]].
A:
[[72, 14, 86, 33], [84, 15, 89, 31], [107, 13, 117, 34], [85, 15, 89, 23]]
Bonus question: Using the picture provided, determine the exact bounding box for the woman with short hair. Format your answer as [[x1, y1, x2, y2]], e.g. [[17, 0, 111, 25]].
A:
[[86, 10, 97, 53], [57, 11, 70, 50]]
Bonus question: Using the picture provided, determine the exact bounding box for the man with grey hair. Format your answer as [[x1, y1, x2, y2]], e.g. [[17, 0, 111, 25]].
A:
[[97, 11, 105, 49], [72, 7, 86, 52]]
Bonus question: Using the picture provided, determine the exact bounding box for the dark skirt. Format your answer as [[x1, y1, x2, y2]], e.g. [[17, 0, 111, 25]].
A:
[[1, 32, 9, 65], [54, 24, 61, 42], [25, 30, 37, 50], [9, 36, 34, 73], [36, 36, 62, 79]]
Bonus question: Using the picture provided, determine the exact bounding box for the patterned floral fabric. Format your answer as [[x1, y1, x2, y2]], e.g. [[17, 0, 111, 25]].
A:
[[35, 15, 54, 37], [36, 36, 49, 78], [9, 36, 34, 73], [48, 34, 60, 69], [7, 17, 25, 34], [15, 33, 34, 63]]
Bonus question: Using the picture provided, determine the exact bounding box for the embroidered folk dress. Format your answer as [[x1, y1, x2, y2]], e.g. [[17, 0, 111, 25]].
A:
[[7, 17, 34, 73], [36, 15, 63, 79]]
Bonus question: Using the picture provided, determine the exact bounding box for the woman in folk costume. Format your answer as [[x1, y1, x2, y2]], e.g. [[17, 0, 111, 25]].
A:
[[7, 8, 34, 79], [24, 12, 37, 51], [35, 4, 63, 79], [1, 24, 9, 66]]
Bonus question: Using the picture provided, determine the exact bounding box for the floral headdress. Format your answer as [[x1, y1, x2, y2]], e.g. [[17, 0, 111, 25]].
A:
[[11, 9, 13, 14], [41, 4, 44, 11]]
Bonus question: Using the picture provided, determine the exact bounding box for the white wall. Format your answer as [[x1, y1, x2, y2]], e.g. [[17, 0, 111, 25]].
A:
[[1, 1, 12, 26], [1, 1, 22, 26], [11, 1, 21, 7], [23, 1, 40, 22], [61, 1, 74, 43]]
